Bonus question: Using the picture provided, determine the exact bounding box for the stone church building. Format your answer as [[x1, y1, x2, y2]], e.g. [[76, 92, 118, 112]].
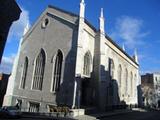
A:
[[4, 0, 140, 112]]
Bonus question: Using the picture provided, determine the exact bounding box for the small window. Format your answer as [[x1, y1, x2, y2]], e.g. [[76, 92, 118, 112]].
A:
[[41, 18, 49, 28], [16, 99, 22, 110], [155, 77, 157, 81], [28, 102, 40, 112], [47, 105, 57, 112]]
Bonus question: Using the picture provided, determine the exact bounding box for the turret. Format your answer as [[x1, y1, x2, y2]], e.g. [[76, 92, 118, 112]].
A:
[[79, 0, 85, 18], [73, 0, 86, 108], [133, 49, 138, 64], [122, 44, 125, 51], [23, 23, 30, 36], [99, 8, 105, 55], [99, 8, 105, 34], [4, 23, 30, 104]]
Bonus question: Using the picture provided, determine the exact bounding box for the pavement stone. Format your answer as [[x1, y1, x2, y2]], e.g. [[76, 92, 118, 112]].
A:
[[74, 109, 133, 120], [74, 115, 97, 120], [19, 109, 146, 120]]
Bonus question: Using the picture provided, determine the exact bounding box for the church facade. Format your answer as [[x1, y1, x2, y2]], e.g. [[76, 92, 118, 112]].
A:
[[4, 0, 140, 112]]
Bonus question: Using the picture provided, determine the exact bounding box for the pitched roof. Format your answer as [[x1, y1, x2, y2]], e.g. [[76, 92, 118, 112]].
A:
[[49, 5, 139, 66], [26, 4, 138, 66]]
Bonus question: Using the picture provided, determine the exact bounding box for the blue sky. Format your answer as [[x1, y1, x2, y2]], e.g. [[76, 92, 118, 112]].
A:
[[0, 0, 160, 74]]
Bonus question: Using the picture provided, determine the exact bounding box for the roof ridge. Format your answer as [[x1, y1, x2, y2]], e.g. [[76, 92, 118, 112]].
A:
[[48, 5, 78, 17]]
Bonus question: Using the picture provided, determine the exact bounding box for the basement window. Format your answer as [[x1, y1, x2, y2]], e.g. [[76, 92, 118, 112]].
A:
[[28, 102, 40, 112]]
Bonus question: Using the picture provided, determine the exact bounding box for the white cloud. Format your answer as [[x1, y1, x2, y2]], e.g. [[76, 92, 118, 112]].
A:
[[110, 16, 149, 49], [0, 7, 30, 74], [0, 54, 16, 74], [7, 8, 30, 42]]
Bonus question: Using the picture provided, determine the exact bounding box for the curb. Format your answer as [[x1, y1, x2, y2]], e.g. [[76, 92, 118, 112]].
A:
[[20, 110, 133, 120], [95, 110, 133, 119], [22, 115, 74, 120]]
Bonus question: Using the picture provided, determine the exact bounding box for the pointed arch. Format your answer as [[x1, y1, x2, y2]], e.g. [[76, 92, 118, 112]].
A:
[[109, 59, 115, 79], [130, 72, 133, 96], [133, 74, 137, 97], [20, 57, 28, 89], [32, 49, 46, 90], [117, 64, 122, 95], [118, 64, 122, 86], [51, 49, 63, 92], [83, 51, 92, 76], [125, 68, 128, 95]]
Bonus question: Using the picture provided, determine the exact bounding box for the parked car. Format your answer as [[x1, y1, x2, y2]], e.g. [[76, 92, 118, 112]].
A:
[[0, 106, 21, 119]]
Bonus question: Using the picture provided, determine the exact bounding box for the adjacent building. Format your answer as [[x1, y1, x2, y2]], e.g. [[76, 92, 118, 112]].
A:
[[141, 73, 160, 107], [0, 73, 10, 107], [4, 0, 140, 112], [141, 73, 160, 89], [0, 0, 21, 63]]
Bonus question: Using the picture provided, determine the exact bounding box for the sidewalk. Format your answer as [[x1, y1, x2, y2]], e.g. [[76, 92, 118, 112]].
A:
[[22, 112, 74, 120], [20, 108, 142, 120], [132, 108, 147, 112], [74, 109, 133, 120]]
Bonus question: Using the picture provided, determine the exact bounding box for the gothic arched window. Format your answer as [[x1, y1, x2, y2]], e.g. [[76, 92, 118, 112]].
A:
[[118, 64, 122, 95], [109, 59, 115, 79], [118, 64, 122, 86], [20, 57, 28, 89], [133, 74, 137, 96], [83, 51, 91, 76], [125, 68, 128, 95], [52, 50, 63, 92], [32, 49, 46, 90], [130, 72, 133, 96]]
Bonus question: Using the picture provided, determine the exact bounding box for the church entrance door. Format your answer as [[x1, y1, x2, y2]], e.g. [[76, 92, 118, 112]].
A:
[[80, 78, 92, 108]]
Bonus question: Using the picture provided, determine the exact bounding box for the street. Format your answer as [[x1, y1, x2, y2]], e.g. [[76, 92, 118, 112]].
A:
[[0, 115, 74, 120], [100, 111, 160, 120], [0, 117, 73, 120], [0, 111, 160, 120]]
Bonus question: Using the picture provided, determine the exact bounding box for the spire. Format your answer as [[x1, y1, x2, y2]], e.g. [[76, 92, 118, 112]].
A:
[[81, 0, 85, 4], [5, 21, 28, 97], [100, 8, 104, 18], [99, 8, 105, 34], [23, 23, 30, 36], [79, 0, 85, 18], [133, 48, 138, 64], [134, 48, 137, 56], [122, 44, 125, 51]]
